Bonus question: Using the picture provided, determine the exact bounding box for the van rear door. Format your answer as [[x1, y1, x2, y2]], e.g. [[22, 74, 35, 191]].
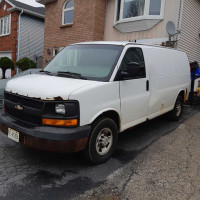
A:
[[119, 46, 150, 131]]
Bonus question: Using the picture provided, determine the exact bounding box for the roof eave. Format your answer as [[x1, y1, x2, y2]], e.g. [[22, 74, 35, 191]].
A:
[[7, 7, 45, 19], [36, 0, 56, 5]]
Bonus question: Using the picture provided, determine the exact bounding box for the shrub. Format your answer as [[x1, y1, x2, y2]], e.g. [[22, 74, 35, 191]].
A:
[[0, 57, 14, 79], [16, 57, 37, 72]]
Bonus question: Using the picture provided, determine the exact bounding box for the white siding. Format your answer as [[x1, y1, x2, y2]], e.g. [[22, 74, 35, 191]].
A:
[[19, 14, 44, 66], [177, 0, 200, 63]]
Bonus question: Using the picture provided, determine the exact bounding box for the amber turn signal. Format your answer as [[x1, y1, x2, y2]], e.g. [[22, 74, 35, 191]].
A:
[[42, 118, 78, 126]]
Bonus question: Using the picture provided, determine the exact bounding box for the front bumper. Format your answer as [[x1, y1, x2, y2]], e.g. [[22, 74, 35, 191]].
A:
[[0, 110, 91, 153]]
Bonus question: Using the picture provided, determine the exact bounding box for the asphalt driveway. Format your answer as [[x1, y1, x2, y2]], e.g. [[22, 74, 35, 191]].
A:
[[0, 105, 200, 200]]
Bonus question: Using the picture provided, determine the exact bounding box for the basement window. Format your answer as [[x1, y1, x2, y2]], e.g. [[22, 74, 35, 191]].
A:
[[62, 0, 74, 25], [0, 15, 11, 37]]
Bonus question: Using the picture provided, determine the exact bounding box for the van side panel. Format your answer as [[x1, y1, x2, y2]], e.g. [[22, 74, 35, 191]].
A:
[[143, 47, 190, 117]]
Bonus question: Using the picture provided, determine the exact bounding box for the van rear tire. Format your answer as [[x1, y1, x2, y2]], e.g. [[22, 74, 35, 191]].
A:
[[169, 95, 183, 121], [84, 117, 118, 164]]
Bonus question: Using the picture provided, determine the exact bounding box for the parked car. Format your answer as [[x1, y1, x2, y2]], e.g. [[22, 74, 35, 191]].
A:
[[0, 69, 41, 109], [0, 42, 190, 164]]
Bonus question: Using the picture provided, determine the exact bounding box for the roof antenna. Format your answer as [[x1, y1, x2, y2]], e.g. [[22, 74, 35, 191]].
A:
[[128, 40, 137, 43]]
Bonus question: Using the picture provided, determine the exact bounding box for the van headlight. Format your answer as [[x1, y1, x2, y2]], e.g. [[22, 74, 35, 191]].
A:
[[42, 101, 79, 127], [55, 104, 65, 115]]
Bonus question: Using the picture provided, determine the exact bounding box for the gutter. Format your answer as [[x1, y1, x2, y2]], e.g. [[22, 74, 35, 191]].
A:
[[177, 0, 185, 41], [36, 0, 56, 5], [8, 7, 45, 19]]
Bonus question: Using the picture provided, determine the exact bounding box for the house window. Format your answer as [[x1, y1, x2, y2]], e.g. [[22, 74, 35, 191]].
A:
[[3, 4, 7, 10], [0, 15, 11, 36], [53, 48, 58, 57], [149, 0, 161, 15], [62, 0, 74, 25], [123, 0, 145, 19], [115, 0, 164, 23]]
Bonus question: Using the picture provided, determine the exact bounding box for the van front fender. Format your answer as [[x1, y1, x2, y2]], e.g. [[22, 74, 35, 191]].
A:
[[89, 108, 121, 130]]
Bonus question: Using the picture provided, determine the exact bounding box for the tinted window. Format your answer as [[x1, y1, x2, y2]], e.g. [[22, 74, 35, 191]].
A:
[[121, 47, 146, 79]]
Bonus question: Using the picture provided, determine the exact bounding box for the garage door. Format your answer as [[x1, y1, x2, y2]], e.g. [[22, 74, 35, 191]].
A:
[[0, 52, 12, 78]]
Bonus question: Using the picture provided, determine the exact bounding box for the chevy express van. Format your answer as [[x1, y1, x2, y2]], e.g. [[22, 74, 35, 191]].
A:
[[0, 42, 190, 164]]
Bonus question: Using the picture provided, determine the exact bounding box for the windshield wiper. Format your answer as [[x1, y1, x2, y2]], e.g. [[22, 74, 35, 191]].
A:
[[39, 70, 52, 75], [56, 71, 87, 80]]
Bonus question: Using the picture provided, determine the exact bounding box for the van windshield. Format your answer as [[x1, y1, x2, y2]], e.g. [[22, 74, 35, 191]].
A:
[[44, 44, 123, 81]]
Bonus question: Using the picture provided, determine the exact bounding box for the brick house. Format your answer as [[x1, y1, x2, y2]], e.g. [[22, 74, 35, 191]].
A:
[[37, 0, 200, 65], [0, 0, 45, 78]]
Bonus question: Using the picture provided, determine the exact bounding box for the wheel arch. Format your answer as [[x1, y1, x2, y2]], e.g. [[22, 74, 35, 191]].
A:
[[177, 89, 186, 103], [89, 109, 121, 131]]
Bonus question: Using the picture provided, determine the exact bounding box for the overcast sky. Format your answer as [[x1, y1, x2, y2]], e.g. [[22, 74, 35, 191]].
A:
[[15, 0, 44, 7]]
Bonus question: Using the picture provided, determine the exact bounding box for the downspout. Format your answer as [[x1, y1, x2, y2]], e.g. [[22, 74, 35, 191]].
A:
[[17, 9, 23, 73], [177, 0, 184, 42]]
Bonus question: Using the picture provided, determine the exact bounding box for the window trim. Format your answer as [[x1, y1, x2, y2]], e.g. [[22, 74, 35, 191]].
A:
[[114, 0, 165, 25], [62, 0, 74, 25], [0, 14, 11, 37], [53, 48, 58, 57]]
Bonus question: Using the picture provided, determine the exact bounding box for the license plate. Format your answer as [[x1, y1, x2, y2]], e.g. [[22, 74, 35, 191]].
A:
[[8, 128, 19, 143]]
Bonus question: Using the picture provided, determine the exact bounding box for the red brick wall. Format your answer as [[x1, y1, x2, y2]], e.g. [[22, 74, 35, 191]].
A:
[[0, 1, 18, 76], [43, 0, 106, 65]]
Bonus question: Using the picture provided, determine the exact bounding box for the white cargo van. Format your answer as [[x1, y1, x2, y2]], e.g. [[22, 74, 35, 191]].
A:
[[0, 42, 190, 164]]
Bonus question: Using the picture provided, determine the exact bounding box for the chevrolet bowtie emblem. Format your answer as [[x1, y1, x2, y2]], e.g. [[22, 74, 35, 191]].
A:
[[15, 105, 24, 111]]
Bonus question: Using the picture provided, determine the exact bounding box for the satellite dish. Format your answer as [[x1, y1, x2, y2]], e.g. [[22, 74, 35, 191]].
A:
[[166, 21, 176, 36]]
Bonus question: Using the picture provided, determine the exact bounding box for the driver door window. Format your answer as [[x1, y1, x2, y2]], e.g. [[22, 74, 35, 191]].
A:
[[121, 47, 146, 79]]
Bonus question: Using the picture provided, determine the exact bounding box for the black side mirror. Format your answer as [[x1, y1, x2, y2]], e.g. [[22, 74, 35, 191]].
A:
[[121, 62, 140, 79]]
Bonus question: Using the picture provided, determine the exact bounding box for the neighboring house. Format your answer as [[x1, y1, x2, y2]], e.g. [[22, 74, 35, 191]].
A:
[[37, 0, 200, 65], [0, 0, 45, 78]]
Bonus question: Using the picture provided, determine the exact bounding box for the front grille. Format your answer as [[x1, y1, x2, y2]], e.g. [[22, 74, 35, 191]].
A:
[[4, 92, 44, 125], [6, 107, 42, 125], [5, 92, 43, 109]]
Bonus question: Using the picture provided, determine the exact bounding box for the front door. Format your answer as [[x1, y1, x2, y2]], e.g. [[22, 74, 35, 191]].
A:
[[119, 47, 150, 130]]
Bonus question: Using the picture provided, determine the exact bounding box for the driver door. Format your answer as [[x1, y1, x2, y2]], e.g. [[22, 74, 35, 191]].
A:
[[119, 47, 150, 130]]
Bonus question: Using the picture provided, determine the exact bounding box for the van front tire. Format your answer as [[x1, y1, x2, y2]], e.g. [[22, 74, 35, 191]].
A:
[[169, 95, 183, 121], [85, 117, 118, 164]]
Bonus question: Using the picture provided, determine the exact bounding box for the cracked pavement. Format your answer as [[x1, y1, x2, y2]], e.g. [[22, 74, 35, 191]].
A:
[[0, 105, 200, 200]]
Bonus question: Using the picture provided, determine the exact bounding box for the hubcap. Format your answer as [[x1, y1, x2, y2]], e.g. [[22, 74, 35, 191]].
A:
[[176, 101, 182, 117], [96, 128, 113, 156]]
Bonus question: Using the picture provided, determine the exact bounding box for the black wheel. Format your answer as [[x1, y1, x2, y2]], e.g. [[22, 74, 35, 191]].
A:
[[169, 95, 183, 121], [84, 117, 118, 164]]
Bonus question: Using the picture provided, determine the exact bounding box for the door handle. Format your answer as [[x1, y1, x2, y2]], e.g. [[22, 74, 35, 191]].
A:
[[146, 80, 149, 91]]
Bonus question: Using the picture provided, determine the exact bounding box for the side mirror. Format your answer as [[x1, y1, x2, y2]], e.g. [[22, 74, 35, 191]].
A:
[[121, 62, 140, 79]]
